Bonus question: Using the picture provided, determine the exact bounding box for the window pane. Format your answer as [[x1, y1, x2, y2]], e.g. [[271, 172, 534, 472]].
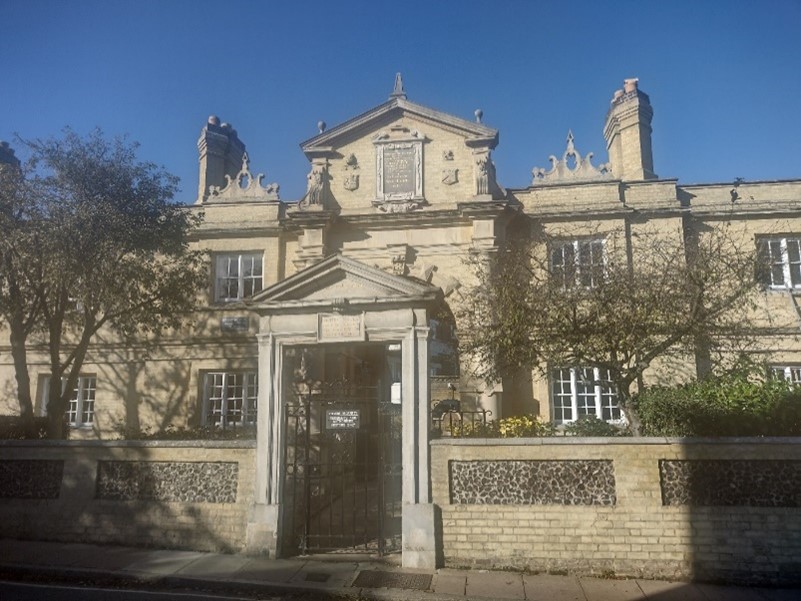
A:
[[204, 371, 258, 426], [788, 240, 801, 285], [216, 254, 263, 301], [206, 373, 225, 425], [575, 368, 596, 416], [67, 384, 79, 425], [551, 368, 573, 422], [81, 377, 96, 424], [226, 373, 244, 423], [597, 369, 621, 421], [550, 246, 568, 287], [245, 373, 258, 423]]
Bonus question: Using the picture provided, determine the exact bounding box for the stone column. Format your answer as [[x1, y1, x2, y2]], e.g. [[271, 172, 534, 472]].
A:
[[246, 333, 281, 556], [401, 319, 438, 569]]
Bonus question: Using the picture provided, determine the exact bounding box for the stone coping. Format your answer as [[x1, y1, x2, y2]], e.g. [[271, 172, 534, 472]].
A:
[[0, 439, 257, 449], [430, 436, 801, 446]]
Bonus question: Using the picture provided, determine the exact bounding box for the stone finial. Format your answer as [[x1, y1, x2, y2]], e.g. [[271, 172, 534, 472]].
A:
[[208, 115, 220, 126], [390, 72, 407, 100], [474, 109, 483, 124], [317, 121, 326, 133], [623, 78, 639, 93]]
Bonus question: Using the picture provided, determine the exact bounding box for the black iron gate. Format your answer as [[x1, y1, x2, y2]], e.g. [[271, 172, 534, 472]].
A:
[[282, 370, 402, 556]]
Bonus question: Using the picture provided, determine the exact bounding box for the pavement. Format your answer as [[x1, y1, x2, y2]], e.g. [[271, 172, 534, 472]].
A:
[[1, 538, 799, 601]]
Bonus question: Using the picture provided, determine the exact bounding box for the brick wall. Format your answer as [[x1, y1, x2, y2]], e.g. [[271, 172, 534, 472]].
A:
[[0, 440, 256, 553], [431, 438, 801, 585]]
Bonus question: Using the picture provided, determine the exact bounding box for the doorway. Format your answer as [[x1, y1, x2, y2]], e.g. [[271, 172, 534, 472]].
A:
[[281, 343, 402, 556]]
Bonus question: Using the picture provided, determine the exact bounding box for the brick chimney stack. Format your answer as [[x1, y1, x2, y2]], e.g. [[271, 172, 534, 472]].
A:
[[603, 78, 657, 181]]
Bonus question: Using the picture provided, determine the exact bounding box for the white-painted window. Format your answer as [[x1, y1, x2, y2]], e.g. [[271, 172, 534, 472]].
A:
[[40, 375, 97, 427], [551, 367, 621, 424], [757, 237, 801, 289], [215, 253, 263, 302], [771, 365, 801, 384], [549, 239, 605, 288], [202, 371, 258, 426]]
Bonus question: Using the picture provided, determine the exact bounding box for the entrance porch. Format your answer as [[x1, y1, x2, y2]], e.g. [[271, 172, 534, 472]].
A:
[[245, 254, 442, 568]]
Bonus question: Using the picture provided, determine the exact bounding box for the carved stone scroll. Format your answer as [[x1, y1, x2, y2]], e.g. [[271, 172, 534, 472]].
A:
[[531, 131, 611, 185]]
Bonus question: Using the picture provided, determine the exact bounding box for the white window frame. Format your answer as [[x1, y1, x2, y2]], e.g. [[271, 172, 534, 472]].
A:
[[549, 238, 606, 288], [771, 365, 801, 384], [214, 253, 263, 302], [40, 375, 97, 427], [202, 371, 258, 427], [550, 366, 622, 424], [758, 237, 801, 289]]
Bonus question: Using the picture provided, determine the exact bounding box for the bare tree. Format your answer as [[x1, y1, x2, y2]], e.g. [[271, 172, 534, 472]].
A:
[[0, 130, 207, 438], [457, 217, 762, 434], [0, 146, 45, 435]]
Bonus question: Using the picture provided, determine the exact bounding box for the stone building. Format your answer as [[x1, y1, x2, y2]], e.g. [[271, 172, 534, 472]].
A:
[[2, 76, 801, 564]]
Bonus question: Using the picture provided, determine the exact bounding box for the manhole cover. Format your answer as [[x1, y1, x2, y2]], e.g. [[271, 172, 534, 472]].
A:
[[304, 572, 331, 582], [352, 570, 432, 590]]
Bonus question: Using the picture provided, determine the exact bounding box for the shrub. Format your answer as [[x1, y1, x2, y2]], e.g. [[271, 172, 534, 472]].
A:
[[116, 424, 257, 441], [564, 415, 630, 437], [454, 414, 557, 438], [634, 374, 801, 436], [0, 416, 56, 439]]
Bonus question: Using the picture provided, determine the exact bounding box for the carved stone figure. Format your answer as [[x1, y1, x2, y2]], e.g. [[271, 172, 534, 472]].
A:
[[344, 153, 359, 191], [298, 161, 329, 210], [475, 154, 491, 195]]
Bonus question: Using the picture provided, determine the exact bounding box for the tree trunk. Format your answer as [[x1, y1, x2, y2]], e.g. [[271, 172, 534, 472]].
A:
[[46, 390, 66, 439], [9, 318, 35, 437], [618, 384, 643, 436]]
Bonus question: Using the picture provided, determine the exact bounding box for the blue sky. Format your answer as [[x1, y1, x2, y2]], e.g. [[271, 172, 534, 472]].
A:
[[3, 0, 800, 203]]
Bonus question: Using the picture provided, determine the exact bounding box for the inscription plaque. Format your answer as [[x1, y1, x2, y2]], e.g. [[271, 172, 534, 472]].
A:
[[318, 313, 364, 341], [383, 146, 416, 195], [375, 139, 423, 206], [326, 409, 361, 430]]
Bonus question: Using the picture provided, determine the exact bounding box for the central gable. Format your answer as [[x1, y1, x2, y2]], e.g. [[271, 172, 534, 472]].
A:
[[292, 76, 503, 215], [253, 254, 440, 310]]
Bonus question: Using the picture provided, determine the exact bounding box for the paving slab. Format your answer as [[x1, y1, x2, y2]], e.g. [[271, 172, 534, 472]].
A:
[[176, 552, 252, 579], [578, 577, 645, 601], [695, 583, 772, 601], [636, 579, 707, 600], [433, 571, 466, 596], [523, 574, 585, 601], [120, 550, 207, 576], [289, 559, 359, 588], [1, 539, 71, 565], [465, 570, 525, 600], [71, 545, 158, 571], [235, 557, 305, 583]]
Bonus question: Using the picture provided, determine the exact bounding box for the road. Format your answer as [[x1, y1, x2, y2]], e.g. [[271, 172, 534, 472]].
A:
[[0, 581, 349, 601]]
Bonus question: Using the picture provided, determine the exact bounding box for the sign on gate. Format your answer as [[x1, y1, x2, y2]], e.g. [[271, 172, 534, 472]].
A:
[[325, 409, 361, 430]]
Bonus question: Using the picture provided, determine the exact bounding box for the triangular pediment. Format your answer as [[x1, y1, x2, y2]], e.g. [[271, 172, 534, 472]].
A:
[[300, 97, 498, 153], [253, 254, 440, 308]]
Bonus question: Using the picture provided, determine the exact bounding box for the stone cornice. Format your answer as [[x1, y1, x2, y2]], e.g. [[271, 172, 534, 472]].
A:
[[300, 97, 498, 153]]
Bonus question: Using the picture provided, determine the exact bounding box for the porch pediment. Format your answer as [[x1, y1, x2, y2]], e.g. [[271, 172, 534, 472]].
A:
[[252, 254, 440, 309]]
